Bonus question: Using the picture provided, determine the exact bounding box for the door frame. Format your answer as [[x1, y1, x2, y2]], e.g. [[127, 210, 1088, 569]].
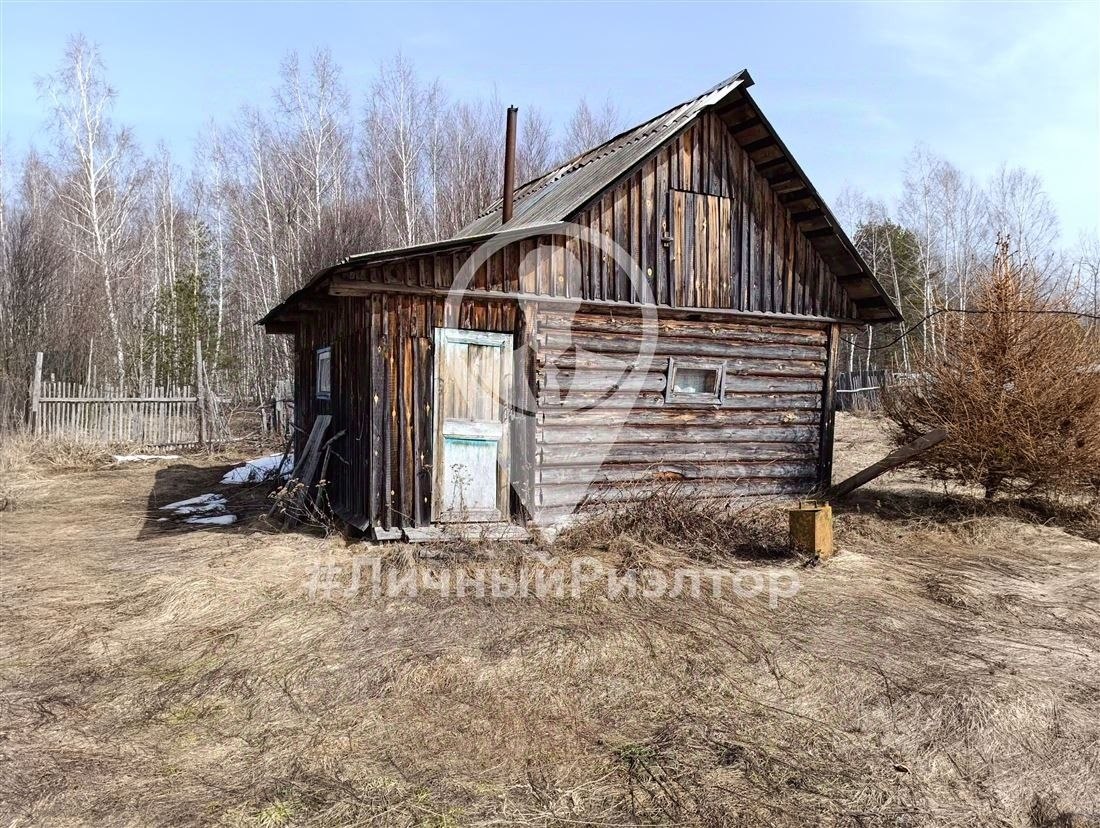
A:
[[431, 327, 513, 522]]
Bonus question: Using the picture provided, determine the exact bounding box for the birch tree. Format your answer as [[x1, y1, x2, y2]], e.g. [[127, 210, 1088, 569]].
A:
[[363, 54, 441, 246], [39, 36, 147, 387]]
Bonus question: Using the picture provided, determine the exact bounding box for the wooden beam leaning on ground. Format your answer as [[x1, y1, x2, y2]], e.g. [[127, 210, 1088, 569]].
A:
[[275, 414, 331, 529], [827, 428, 948, 499]]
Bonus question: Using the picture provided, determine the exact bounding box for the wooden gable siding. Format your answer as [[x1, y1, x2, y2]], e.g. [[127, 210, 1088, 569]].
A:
[[531, 306, 831, 523], [567, 111, 857, 316], [295, 293, 527, 531], [333, 113, 856, 321]]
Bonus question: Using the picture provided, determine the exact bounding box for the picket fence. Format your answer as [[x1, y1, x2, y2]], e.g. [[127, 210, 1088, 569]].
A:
[[836, 369, 891, 412], [29, 350, 230, 447]]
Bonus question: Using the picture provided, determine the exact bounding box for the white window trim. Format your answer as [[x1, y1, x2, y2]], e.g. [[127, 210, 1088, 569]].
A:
[[316, 346, 332, 400], [664, 357, 726, 406]]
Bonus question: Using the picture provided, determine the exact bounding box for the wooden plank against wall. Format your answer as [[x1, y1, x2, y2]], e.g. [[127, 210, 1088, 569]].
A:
[[368, 297, 383, 526], [817, 322, 841, 489]]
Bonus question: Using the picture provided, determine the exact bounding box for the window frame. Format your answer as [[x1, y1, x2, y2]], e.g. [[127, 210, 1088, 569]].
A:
[[664, 357, 726, 406], [315, 346, 332, 400]]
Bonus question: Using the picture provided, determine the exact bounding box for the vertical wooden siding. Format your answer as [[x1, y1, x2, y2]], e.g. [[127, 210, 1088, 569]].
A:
[[295, 294, 523, 530], [566, 111, 857, 317], [334, 111, 858, 320]]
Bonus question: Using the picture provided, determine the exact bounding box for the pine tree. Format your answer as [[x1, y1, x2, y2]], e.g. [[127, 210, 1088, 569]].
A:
[[145, 222, 219, 387]]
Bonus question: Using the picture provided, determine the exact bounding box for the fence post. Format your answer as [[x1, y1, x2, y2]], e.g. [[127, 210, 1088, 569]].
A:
[[195, 339, 207, 447], [30, 352, 43, 435]]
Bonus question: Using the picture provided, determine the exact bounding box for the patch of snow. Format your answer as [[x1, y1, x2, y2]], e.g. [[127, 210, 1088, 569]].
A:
[[172, 502, 227, 516], [220, 453, 294, 484], [161, 493, 226, 512], [185, 514, 237, 526], [113, 454, 181, 463], [159, 491, 237, 527]]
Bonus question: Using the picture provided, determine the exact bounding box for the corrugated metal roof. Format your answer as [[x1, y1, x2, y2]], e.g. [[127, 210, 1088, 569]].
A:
[[458, 71, 753, 238], [261, 69, 903, 325]]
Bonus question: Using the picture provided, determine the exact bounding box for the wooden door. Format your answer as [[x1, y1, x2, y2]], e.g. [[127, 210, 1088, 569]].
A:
[[433, 329, 513, 522], [670, 189, 732, 308]]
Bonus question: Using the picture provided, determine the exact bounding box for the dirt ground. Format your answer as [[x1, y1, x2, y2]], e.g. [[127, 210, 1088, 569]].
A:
[[1, 416, 1098, 827]]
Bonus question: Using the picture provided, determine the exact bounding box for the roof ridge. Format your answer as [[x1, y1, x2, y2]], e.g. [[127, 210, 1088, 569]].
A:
[[473, 70, 751, 221]]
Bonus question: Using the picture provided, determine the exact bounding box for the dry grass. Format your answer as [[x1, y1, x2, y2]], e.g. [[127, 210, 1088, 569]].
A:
[[0, 432, 115, 474], [1, 418, 1098, 826], [555, 481, 794, 563]]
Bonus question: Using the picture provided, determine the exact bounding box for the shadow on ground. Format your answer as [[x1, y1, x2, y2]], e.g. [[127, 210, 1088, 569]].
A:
[[834, 485, 1100, 543], [138, 462, 278, 540]]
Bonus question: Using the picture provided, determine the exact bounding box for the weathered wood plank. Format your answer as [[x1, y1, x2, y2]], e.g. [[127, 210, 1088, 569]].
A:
[[541, 440, 817, 466], [536, 424, 818, 445], [538, 460, 818, 485], [539, 477, 814, 508], [536, 407, 820, 428]]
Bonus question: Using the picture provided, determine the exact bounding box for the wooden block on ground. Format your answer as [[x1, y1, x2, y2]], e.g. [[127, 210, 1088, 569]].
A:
[[371, 526, 403, 542], [789, 502, 834, 559], [402, 523, 531, 544]]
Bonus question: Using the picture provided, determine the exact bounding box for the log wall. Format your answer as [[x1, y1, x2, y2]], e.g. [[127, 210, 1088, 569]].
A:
[[531, 306, 831, 522]]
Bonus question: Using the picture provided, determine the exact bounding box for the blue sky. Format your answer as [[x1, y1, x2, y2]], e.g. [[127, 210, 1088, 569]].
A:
[[2, 1, 1098, 238]]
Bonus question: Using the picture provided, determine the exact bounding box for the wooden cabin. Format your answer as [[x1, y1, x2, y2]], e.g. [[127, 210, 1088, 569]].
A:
[[260, 71, 901, 539]]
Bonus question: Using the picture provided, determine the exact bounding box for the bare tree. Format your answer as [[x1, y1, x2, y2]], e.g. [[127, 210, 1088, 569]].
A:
[[561, 97, 624, 159], [985, 164, 1060, 275], [516, 107, 556, 184], [1069, 232, 1099, 330], [0, 152, 72, 425], [363, 54, 442, 247], [38, 36, 147, 387]]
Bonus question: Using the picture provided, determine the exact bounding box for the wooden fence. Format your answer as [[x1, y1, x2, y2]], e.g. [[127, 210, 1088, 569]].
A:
[[29, 350, 230, 447], [836, 369, 891, 412], [265, 379, 295, 440]]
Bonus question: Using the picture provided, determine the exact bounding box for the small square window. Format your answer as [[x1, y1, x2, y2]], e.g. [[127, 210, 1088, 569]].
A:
[[665, 358, 724, 405], [316, 347, 332, 400], [673, 367, 718, 395]]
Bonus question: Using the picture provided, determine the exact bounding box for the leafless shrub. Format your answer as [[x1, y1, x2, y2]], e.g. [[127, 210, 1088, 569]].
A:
[[884, 238, 1100, 498], [267, 477, 341, 536]]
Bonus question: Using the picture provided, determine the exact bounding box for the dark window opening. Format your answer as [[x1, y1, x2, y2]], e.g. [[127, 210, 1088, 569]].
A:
[[316, 347, 332, 400]]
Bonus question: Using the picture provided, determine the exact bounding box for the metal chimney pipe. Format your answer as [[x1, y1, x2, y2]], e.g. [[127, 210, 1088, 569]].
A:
[[502, 106, 518, 225]]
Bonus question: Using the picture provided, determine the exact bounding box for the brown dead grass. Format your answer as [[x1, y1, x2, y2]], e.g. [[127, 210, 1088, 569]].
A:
[[1, 418, 1098, 826], [555, 480, 794, 563], [0, 432, 115, 474]]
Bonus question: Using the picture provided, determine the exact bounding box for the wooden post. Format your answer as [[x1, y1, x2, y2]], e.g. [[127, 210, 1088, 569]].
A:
[[30, 352, 43, 435], [194, 339, 206, 447], [817, 322, 841, 489]]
